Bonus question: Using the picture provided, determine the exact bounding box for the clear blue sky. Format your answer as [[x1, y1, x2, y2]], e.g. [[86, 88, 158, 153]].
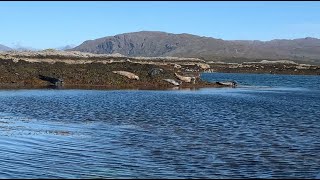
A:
[[1, 1, 320, 49]]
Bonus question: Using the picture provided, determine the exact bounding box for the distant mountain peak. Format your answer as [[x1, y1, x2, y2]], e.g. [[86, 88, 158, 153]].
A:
[[55, 44, 77, 51], [69, 31, 320, 64], [0, 44, 12, 51], [301, 37, 319, 41]]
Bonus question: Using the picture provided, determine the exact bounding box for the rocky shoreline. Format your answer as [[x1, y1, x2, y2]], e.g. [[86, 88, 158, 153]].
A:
[[206, 60, 320, 75], [0, 50, 227, 90], [0, 50, 319, 90]]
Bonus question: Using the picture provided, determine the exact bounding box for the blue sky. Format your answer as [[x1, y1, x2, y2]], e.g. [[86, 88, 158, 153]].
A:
[[1, 1, 320, 49]]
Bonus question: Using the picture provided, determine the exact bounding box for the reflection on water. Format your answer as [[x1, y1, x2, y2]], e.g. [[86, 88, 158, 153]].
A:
[[0, 73, 320, 178]]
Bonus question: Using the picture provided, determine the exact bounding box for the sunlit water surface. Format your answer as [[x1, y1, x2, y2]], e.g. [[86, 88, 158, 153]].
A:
[[0, 73, 319, 178]]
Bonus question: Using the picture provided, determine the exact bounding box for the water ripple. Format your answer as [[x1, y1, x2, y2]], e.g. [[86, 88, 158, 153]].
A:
[[0, 73, 320, 178]]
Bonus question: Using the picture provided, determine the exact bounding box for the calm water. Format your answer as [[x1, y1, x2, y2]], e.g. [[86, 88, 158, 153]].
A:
[[0, 73, 319, 178]]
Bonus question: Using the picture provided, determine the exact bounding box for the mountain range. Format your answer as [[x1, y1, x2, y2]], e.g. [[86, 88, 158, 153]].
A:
[[0, 44, 76, 52], [0, 44, 12, 51], [2, 31, 320, 64], [70, 31, 320, 64], [55, 45, 77, 51]]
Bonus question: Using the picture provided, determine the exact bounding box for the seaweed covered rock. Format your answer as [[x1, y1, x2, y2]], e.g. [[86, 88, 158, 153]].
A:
[[148, 68, 164, 78]]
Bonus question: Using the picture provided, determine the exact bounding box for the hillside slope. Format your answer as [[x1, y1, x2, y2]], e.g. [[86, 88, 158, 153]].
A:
[[71, 31, 320, 64], [0, 44, 12, 51]]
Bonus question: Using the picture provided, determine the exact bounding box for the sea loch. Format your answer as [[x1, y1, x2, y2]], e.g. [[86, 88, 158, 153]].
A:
[[0, 73, 319, 178]]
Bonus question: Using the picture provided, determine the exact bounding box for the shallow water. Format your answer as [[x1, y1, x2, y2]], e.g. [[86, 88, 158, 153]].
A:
[[0, 73, 319, 178]]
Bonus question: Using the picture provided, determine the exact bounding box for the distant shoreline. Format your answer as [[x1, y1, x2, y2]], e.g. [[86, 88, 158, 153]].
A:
[[205, 61, 320, 76]]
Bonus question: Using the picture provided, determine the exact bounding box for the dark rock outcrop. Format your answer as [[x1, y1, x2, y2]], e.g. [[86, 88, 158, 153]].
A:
[[148, 68, 164, 78]]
